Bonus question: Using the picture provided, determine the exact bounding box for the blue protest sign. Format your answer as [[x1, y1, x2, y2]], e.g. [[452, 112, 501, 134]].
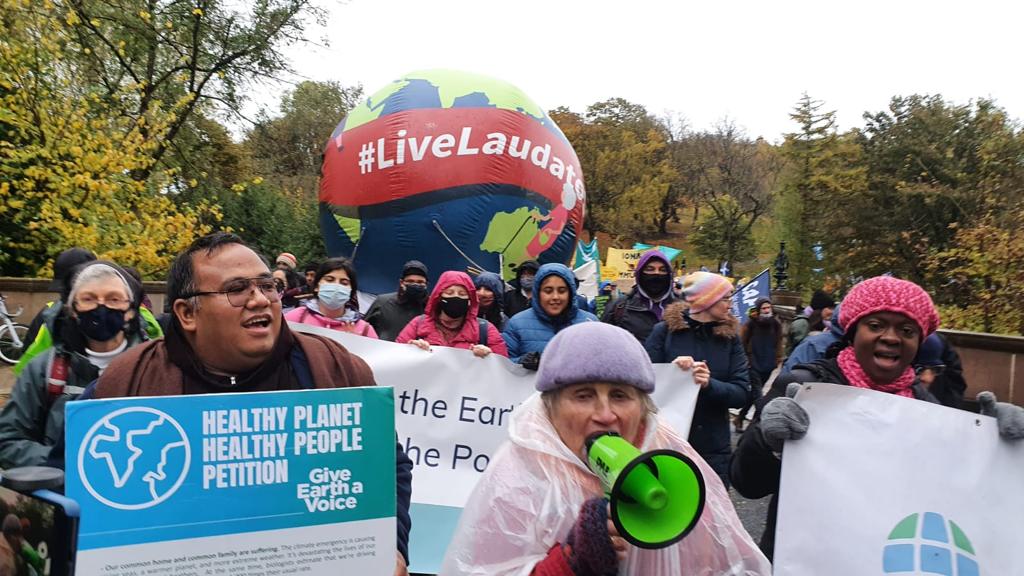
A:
[[732, 268, 771, 324], [65, 387, 395, 576]]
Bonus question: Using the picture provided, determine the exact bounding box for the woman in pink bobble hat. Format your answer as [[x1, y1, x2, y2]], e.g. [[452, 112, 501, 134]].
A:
[[730, 275, 1024, 561]]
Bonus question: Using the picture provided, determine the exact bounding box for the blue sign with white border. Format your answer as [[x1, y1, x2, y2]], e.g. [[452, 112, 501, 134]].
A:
[[66, 387, 395, 576]]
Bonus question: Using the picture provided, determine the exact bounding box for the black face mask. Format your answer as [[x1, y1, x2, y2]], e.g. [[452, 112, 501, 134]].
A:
[[76, 305, 127, 342], [439, 296, 470, 318], [639, 272, 672, 297], [403, 283, 427, 302]]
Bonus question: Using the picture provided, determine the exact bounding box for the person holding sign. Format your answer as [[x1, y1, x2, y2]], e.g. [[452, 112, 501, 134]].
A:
[[78, 233, 414, 576], [644, 271, 750, 488], [285, 257, 378, 338], [730, 275, 1024, 561], [502, 263, 597, 368], [396, 270, 508, 358], [441, 322, 770, 575]]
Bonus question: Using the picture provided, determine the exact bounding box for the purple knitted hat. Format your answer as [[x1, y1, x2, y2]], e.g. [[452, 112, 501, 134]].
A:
[[536, 322, 656, 393]]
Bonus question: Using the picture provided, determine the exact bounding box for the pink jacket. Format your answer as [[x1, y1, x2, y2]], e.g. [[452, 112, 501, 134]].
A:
[[285, 305, 378, 339], [395, 271, 508, 357]]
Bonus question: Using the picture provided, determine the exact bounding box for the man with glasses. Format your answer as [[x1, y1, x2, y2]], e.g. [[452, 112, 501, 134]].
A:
[[365, 260, 430, 342], [84, 232, 414, 576], [0, 261, 150, 468]]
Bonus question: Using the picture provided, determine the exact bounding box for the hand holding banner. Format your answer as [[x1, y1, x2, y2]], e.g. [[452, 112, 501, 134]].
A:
[[775, 383, 1024, 576]]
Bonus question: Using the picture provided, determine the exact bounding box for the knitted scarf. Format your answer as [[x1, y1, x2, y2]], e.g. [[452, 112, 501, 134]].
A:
[[836, 347, 915, 398]]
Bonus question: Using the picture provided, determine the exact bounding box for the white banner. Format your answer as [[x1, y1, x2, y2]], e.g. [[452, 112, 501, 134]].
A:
[[293, 323, 699, 507], [292, 324, 701, 572], [574, 259, 599, 302], [775, 383, 1024, 576]]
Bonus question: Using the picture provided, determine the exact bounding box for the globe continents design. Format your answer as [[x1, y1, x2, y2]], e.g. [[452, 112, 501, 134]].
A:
[[78, 407, 191, 510], [883, 512, 979, 576], [320, 69, 586, 293]]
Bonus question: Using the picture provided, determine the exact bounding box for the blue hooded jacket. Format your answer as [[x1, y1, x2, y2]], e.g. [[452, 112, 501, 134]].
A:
[[502, 263, 598, 363], [782, 302, 844, 372]]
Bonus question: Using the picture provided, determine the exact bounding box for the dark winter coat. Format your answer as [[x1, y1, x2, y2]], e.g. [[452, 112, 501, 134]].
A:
[[730, 357, 938, 560], [0, 301, 148, 468], [741, 316, 783, 376], [365, 290, 426, 342], [644, 301, 750, 478], [602, 250, 677, 343]]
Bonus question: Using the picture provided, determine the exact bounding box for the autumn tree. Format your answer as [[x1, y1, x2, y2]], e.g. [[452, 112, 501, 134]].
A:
[[929, 210, 1024, 335], [551, 98, 676, 240], [836, 95, 1024, 283], [684, 120, 779, 266], [63, 0, 324, 182], [0, 0, 219, 277]]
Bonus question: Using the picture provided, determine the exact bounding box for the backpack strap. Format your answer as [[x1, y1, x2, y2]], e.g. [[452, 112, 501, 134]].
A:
[[478, 319, 488, 346]]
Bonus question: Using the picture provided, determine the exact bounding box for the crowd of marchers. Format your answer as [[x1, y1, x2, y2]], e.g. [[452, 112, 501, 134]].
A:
[[2, 239, 1022, 576]]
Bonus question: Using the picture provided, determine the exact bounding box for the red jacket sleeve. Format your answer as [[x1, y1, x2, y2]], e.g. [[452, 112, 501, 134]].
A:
[[486, 322, 509, 357], [530, 544, 574, 576]]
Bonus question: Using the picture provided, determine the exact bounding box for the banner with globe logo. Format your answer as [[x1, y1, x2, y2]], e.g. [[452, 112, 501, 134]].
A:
[[65, 387, 396, 576], [774, 383, 1024, 575]]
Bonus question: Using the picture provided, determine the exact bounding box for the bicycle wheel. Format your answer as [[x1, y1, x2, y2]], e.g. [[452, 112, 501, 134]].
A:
[[0, 323, 28, 365]]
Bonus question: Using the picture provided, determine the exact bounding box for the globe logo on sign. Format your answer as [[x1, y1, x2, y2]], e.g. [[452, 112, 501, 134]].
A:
[[77, 407, 191, 510], [883, 512, 979, 575]]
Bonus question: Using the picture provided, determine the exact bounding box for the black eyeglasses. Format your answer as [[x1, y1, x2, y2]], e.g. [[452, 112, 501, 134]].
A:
[[915, 365, 946, 376], [180, 277, 281, 307]]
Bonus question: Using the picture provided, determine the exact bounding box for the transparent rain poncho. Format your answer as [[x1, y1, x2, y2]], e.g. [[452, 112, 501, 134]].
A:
[[440, 393, 771, 575]]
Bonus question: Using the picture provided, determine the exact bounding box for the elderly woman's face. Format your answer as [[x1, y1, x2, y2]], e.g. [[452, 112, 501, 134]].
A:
[[550, 382, 646, 460], [853, 312, 921, 383]]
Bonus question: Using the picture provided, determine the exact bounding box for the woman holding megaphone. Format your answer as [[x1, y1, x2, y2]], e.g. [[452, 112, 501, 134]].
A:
[[441, 322, 770, 575]]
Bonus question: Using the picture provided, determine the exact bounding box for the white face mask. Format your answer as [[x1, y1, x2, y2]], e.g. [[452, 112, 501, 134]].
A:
[[318, 283, 351, 309]]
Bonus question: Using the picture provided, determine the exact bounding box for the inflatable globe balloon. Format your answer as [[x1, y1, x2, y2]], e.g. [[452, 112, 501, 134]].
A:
[[320, 69, 586, 294]]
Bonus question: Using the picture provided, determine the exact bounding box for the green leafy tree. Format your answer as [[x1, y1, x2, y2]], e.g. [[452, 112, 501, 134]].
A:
[[840, 95, 1024, 283], [64, 0, 325, 181], [776, 94, 867, 289]]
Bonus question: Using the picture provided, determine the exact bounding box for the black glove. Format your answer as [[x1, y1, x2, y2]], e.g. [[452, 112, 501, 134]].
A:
[[564, 497, 618, 576], [520, 351, 541, 371]]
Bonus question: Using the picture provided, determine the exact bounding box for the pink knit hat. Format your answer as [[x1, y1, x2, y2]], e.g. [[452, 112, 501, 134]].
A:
[[838, 276, 940, 339], [275, 252, 297, 269], [682, 272, 733, 313]]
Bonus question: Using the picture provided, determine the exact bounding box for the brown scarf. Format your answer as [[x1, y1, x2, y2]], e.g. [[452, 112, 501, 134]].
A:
[[96, 319, 376, 398]]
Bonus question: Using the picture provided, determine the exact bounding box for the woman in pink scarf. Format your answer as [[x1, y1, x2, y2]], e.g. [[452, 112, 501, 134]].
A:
[[730, 275, 1024, 561]]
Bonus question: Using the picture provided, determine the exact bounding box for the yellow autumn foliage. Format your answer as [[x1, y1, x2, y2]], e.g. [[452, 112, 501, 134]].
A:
[[0, 0, 219, 278]]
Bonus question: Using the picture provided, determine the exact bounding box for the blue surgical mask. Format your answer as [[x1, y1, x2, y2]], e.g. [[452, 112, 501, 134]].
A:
[[520, 276, 535, 291], [318, 283, 351, 309]]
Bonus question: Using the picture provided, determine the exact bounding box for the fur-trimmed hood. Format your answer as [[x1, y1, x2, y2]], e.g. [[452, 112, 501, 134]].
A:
[[663, 301, 739, 339]]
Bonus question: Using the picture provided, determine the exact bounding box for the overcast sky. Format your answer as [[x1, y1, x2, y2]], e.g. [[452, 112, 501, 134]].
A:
[[255, 0, 1023, 143]]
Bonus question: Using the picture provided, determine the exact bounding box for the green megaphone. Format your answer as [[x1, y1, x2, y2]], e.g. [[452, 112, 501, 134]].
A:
[[585, 431, 706, 549]]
